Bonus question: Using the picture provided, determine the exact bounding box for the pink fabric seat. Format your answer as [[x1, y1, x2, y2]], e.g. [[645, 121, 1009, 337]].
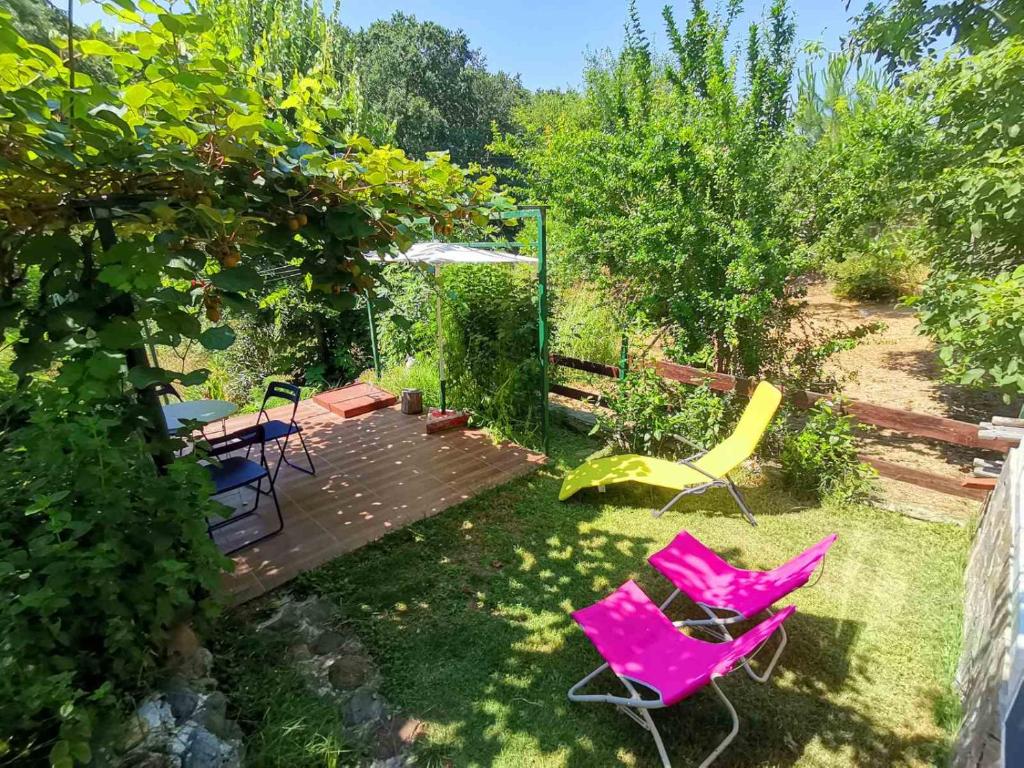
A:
[[571, 580, 795, 707], [648, 532, 837, 618]]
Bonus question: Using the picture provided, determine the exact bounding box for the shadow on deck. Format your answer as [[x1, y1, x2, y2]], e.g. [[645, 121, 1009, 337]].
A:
[[211, 400, 545, 602]]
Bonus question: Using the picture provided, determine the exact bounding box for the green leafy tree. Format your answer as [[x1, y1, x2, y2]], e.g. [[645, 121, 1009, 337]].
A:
[[783, 58, 936, 267], [903, 37, 1024, 398], [195, 0, 391, 142], [496, 0, 800, 376], [352, 12, 526, 165], [850, 0, 1024, 72], [781, 401, 875, 503], [0, 0, 113, 82]]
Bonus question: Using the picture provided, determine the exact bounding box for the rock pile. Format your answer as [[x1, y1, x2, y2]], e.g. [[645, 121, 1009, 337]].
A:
[[255, 595, 422, 766], [115, 627, 243, 768], [113, 595, 418, 767]]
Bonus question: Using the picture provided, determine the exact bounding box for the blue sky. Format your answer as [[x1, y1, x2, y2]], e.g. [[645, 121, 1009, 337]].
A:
[[75, 0, 867, 91]]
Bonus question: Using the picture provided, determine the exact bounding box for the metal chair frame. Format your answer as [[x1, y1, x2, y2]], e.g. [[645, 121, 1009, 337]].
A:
[[568, 624, 786, 768], [655, 433, 756, 526], [205, 423, 283, 555], [250, 381, 316, 485]]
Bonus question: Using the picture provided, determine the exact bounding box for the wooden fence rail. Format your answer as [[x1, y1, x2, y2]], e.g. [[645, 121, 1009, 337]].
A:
[[550, 352, 1006, 500]]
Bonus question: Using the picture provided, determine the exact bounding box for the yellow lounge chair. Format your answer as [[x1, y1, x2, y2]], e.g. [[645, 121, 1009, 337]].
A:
[[559, 381, 783, 526]]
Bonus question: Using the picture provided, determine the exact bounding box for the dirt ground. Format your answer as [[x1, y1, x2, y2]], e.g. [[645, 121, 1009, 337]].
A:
[[799, 282, 1016, 421], [798, 281, 1020, 521]]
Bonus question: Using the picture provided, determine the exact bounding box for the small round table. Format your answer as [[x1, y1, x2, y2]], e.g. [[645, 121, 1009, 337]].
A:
[[161, 399, 238, 432]]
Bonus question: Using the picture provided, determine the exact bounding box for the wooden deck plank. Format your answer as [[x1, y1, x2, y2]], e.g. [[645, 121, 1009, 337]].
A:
[[216, 402, 544, 603]]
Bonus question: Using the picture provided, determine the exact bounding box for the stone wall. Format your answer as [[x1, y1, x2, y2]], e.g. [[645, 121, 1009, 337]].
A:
[[954, 448, 1023, 768]]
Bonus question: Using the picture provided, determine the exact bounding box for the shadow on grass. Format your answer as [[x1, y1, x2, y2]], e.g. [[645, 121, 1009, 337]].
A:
[[287, 441, 953, 767]]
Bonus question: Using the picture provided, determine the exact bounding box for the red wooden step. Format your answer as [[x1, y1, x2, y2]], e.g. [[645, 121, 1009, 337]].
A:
[[426, 408, 469, 434], [313, 383, 398, 418]]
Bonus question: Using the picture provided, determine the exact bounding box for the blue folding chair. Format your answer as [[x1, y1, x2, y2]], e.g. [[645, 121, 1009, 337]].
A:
[[204, 423, 283, 555], [250, 381, 316, 483], [151, 382, 183, 402]]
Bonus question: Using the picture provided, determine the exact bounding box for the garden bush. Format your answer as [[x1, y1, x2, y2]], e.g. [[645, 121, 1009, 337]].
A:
[[376, 263, 541, 444], [780, 401, 875, 503], [828, 228, 928, 301], [219, 284, 371, 402], [496, 1, 802, 377], [0, 390, 228, 766], [0, 4, 502, 766], [551, 283, 620, 366], [365, 356, 441, 409], [598, 370, 740, 458]]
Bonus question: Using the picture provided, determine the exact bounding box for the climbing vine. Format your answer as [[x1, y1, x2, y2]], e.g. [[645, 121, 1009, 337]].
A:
[[0, 0, 505, 410], [0, 3, 506, 764]]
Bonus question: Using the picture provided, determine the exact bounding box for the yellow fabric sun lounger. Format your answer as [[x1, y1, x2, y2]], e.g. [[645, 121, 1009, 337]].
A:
[[559, 381, 783, 526]]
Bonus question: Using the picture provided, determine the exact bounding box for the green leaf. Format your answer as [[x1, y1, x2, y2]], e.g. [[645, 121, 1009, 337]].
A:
[[49, 741, 72, 768], [77, 39, 118, 57], [98, 318, 145, 349], [211, 265, 261, 292], [325, 291, 357, 311], [179, 368, 210, 387], [122, 83, 153, 111], [127, 365, 175, 389], [158, 13, 186, 35], [69, 741, 91, 764], [226, 111, 263, 136], [198, 325, 236, 350]]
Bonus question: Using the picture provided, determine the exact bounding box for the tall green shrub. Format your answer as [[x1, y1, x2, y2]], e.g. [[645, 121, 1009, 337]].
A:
[[376, 263, 541, 444], [780, 402, 875, 503], [598, 370, 739, 458], [496, 0, 802, 376], [221, 283, 371, 400], [827, 226, 929, 301], [848, 4, 1024, 399], [0, 4, 504, 765], [551, 284, 620, 366], [0, 391, 228, 765]]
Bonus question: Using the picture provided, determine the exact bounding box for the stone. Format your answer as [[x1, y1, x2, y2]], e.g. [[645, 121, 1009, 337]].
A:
[[165, 689, 200, 723], [122, 697, 176, 750], [169, 724, 197, 757], [343, 687, 385, 728], [171, 647, 213, 681], [256, 600, 303, 633], [182, 727, 241, 768], [369, 757, 408, 768], [287, 642, 313, 661], [120, 718, 149, 753], [296, 597, 334, 625], [138, 697, 176, 732], [310, 630, 347, 655], [167, 624, 200, 661], [121, 750, 182, 768], [373, 716, 423, 760], [193, 692, 228, 738], [327, 655, 374, 691]]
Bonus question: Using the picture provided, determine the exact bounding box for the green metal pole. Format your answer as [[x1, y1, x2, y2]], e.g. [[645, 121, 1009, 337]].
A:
[[534, 208, 549, 455], [364, 290, 381, 381], [433, 264, 447, 413], [619, 334, 629, 380]]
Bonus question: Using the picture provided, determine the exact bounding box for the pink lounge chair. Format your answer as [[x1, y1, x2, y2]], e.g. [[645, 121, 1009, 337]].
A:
[[568, 580, 796, 768], [649, 532, 837, 681]]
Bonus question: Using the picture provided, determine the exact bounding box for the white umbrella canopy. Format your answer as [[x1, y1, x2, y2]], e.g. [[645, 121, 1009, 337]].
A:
[[365, 241, 537, 266]]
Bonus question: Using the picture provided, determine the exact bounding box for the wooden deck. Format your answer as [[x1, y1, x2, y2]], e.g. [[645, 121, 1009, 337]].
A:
[[211, 399, 546, 602]]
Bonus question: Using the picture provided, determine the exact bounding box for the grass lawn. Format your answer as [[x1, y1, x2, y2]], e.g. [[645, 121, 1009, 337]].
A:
[[224, 428, 970, 767]]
